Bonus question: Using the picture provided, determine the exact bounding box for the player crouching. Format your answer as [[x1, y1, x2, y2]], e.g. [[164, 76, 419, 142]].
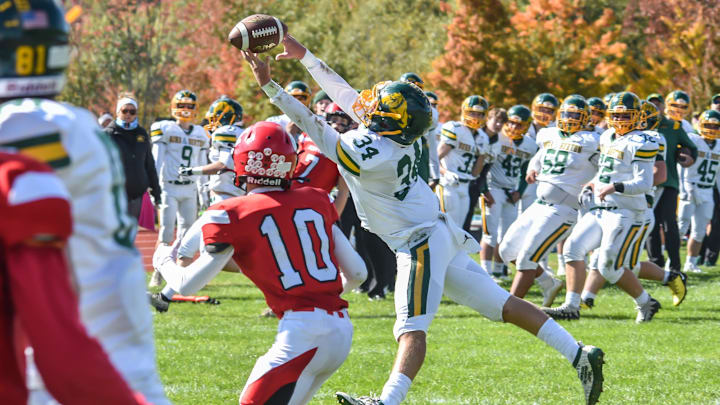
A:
[[153, 122, 356, 404]]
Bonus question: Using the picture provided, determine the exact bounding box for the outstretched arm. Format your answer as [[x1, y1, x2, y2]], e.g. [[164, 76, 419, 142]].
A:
[[242, 50, 342, 164], [154, 244, 234, 296]]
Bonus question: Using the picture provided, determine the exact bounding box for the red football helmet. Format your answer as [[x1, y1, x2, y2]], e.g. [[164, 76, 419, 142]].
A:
[[233, 122, 297, 188], [325, 102, 351, 133]]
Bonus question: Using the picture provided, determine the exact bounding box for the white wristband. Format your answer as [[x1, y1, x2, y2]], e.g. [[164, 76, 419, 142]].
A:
[[191, 167, 203, 175]]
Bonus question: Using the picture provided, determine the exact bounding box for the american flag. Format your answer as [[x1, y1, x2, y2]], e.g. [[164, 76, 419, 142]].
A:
[[21, 10, 49, 29]]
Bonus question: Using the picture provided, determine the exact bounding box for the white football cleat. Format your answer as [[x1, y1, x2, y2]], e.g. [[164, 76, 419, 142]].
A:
[[683, 262, 702, 273], [541, 276, 564, 307]]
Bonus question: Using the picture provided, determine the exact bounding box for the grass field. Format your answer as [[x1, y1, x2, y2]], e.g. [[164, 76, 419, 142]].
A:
[[150, 253, 720, 404]]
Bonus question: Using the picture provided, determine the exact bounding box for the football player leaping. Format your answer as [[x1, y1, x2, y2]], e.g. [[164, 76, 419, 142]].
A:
[[149, 90, 209, 286], [479, 105, 538, 279], [580, 100, 687, 309], [153, 123, 356, 404], [678, 109, 720, 273], [242, 35, 604, 405], [500, 95, 598, 307], [0, 2, 168, 402], [545, 92, 663, 323], [435, 95, 490, 227]]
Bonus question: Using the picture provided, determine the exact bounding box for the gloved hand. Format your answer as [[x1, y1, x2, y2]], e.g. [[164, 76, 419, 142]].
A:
[[178, 166, 196, 177], [444, 171, 460, 185], [578, 186, 595, 209]]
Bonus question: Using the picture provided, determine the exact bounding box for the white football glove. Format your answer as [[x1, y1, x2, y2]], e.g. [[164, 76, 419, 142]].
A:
[[444, 171, 460, 185], [578, 186, 595, 209]]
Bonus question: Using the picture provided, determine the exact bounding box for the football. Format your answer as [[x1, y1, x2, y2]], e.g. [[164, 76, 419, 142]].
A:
[[228, 14, 287, 53]]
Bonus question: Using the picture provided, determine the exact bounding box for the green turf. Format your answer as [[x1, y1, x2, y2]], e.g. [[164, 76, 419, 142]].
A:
[[150, 253, 720, 404]]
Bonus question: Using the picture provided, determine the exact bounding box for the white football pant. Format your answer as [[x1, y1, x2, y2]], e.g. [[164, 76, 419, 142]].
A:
[[393, 217, 509, 340], [500, 201, 575, 270], [678, 198, 713, 242], [435, 180, 470, 228], [158, 182, 198, 243], [239, 308, 353, 405], [480, 187, 519, 247]]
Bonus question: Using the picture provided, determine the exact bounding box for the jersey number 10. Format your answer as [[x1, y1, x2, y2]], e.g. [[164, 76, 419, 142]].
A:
[[261, 209, 338, 290]]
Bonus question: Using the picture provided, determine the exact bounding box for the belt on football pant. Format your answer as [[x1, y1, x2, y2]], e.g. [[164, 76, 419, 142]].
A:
[[290, 307, 347, 318], [168, 180, 192, 185], [458, 178, 470, 183], [589, 206, 618, 211], [696, 184, 714, 189]]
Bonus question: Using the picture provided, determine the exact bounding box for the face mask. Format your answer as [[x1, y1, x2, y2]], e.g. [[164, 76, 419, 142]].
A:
[[116, 117, 138, 130]]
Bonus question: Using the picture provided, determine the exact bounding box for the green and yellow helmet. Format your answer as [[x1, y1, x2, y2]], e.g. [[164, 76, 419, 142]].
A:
[[356, 81, 431, 145], [531, 93, 559, 127], [425, 91, 438, 108], [607, 91, 641, 135], [399, 72, 424, 90], [639, 100, 660, 131], [171, 90, 198, 123], [603, 93, 616, 105], [461, 95, 489, 129], [0, 0, 71, 99], [557, 95, 589, 134], [203, 96, 243, 134], [285, 80, 311, 106], [587, 97, 607, 125], [710, 94, 720, 110], [664, 90, 691, 121], [503, 105, 532, 140], [698, 109, 720, 140]]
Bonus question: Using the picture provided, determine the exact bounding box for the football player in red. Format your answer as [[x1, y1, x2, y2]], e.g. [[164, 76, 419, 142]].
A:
[[153, 122, 356, 404], [293, 102, 350, 213], [0, 152, 146, 405]]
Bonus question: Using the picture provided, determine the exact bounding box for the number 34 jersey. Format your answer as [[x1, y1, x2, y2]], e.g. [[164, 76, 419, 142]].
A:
[[200, 186, 347, 317], [531, 127, 600, 198], [487, 134, 538, 190], [150, 120, 209, 182]]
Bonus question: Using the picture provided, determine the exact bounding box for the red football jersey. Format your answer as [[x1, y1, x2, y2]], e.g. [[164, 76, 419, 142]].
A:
[[292, 134, 340, 194], [0, 152, 72, 247], [202, 186, 347, 317]]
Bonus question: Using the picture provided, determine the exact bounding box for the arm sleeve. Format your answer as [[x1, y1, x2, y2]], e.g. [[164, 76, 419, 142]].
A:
[[528, 148, 543, 173], [478, 163, 491, 193], [332, 224, 367, 294], [621, 159, 655, 195], [300, 51, 363, 124], [427, 127, 440, 180], [677, 128, 699, 160], [262, 80, 341, 161], [156, 246, 234, 295], [151, 142, 165, 179], [8, 245, 139, 405]]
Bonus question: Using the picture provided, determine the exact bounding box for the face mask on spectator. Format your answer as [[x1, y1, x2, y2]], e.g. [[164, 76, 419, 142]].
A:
[[116, 117, 138, 130]]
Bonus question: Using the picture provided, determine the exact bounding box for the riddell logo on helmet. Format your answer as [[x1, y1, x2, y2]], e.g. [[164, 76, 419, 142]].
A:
[[246, 176, 283, 186]]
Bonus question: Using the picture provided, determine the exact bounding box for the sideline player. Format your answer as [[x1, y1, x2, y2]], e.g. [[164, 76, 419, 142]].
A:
[[480, 105, 538, 279], [500, 95, 598, 307], [0, 152, 147, 405], [150, 90, 209, 286], [154, 122, 354, 404], [243, 35, 604, 405], [580, 101, 687, 309], [678, 109, 720, 272], [435, 95, 489, 226], [0, 1, 168, 402], [544, 92, 662, 323]]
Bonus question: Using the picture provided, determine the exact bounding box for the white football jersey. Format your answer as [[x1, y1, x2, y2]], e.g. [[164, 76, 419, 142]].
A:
[[681, 119, 696, 135], [593, 129, 658, 210], [207, 124, 245, 197], [532, 127, 600, 198], [680, 133, 720, 189], [150, 120, 209, 182], [439, 121, 489, 181], [266, 113, 292, 131], [527, 121, 555, 141], [487, 134, 538, 190]]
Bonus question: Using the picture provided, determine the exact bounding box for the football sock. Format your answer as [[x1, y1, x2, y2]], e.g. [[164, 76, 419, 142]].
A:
[[380, 372, 412, 405], [537, 318, 580, 363], [535, 270, 552, 289], [634, 290, 650, 306], [580, 291, 596, 301], [161, 286, 178, 301], [481, 260, 494, 274], [687, 256, 699, 265], [662, 270, 671, 283], [564, 291, 581, 308], [557, 253, 565, 271]]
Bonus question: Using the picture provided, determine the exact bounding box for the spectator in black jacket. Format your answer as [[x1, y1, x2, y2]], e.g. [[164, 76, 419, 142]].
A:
[[105, 97, 161, 220]]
